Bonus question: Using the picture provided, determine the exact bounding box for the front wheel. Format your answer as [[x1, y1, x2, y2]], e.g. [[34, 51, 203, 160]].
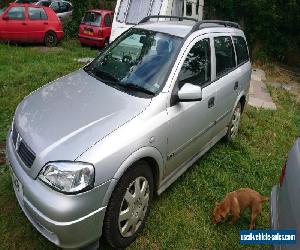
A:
[[44, 31, 58, 47], [224, 102, 242, 142], [103, 161, 153, 248]]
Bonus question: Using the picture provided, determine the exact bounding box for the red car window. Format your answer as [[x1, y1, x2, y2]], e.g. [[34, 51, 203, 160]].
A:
[[104, 14, 112, 27], [28, 7, 48, 20], [7, 6, 25, 20]]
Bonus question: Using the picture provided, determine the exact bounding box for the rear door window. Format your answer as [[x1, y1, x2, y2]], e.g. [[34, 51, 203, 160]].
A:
[[7, 6, 25, 20], [214, 36, 236, 77], [233, 36, 249, 65], [60, 2, 71, 13], [28, 7, 47, 20], [50, 2, 59, 13]]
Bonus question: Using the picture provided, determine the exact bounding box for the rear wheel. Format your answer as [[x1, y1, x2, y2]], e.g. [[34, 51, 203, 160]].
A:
[[44, 31, 58, 47], [104, 38, 109, 47], [224, 102, 242, 142], [103, 161, 153, 248]]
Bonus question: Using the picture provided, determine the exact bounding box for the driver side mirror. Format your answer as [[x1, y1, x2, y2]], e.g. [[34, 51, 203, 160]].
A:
[[2, 16, 9, 21], [178, 83, 202, 102]]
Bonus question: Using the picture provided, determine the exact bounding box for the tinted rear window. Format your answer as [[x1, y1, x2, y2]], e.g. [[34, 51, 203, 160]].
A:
[[82, 12, 101, 26], [233, 36, 249, 65], [214, 36, 236, 77]]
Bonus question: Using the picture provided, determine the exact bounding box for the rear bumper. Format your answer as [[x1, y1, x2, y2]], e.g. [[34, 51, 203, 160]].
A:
[[6, 129, 112, 249], [78, 35, 105, 47]]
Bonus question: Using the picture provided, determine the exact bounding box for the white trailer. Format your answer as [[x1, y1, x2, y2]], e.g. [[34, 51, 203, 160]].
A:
[[110, 0, 204, 42]]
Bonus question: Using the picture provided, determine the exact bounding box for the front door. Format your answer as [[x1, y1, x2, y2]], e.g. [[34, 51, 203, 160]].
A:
[[1, 6, 28, 41], [165, 36, 216, 177]]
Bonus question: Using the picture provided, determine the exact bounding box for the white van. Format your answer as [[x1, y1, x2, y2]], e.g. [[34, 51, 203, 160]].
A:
[[110, 0, 204, 42]]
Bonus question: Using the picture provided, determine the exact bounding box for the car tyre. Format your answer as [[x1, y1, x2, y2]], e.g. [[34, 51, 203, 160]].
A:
[[44, 31, 58, 47], [224, 102, 242, 142], [103, 161, 154, 248], [104, 38, 109, 47]]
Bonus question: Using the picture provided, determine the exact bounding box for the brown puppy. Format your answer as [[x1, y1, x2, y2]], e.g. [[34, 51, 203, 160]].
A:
[[213, 188, 269, 229]]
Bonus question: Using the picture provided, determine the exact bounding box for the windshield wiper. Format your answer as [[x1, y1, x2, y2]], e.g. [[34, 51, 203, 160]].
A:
[[120, 83, 155, 96], [90, 68, 120, 83]]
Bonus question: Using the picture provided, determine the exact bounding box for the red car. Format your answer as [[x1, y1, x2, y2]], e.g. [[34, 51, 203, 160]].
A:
[[0, 3, 63, 46], [78, 10, 113, 48]]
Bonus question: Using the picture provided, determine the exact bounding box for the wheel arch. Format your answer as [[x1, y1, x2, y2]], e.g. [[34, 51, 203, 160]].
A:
[[239, 95, 246, 113], [101, 147, 164, 207]]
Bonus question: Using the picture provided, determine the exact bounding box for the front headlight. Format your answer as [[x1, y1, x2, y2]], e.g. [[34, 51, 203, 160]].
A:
[[38, 162, 95, 194]]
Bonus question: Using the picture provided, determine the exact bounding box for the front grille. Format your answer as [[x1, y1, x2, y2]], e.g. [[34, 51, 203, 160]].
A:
[[12, 126, 36, 167]]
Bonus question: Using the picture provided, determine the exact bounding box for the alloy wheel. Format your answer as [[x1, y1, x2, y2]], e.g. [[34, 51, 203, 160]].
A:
[[230, 105, 241, 138], [118, 176, 150, 238]]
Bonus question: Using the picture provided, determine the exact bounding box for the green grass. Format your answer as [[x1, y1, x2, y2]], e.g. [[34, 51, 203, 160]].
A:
[[0, 41, 299, 249]]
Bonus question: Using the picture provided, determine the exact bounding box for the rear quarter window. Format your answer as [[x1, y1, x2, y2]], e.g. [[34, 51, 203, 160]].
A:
[[233, 36, 249, 65]]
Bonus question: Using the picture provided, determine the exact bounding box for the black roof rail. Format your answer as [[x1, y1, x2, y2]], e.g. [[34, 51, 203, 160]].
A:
[[139, 15, 198, 24], [191, 20, 241, 31], [138, 15, 241, 30]]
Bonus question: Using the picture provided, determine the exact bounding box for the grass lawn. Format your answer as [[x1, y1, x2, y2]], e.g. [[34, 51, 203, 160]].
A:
[[0, 41, 299, 250]]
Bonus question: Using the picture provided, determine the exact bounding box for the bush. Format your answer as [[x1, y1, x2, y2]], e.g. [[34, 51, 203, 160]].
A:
[[204, 0, 300, 65]]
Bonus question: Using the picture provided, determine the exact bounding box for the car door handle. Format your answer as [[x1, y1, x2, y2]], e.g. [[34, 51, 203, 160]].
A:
[[208, 97, 215, 108], [234, 81, 239, 90], [22, 22, 27, 25], [44, 22, 48, 25]]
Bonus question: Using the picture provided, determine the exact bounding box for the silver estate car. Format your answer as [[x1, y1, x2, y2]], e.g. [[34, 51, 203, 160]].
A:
[[6, 16, 251, 249], [271, 138, 300, 250]]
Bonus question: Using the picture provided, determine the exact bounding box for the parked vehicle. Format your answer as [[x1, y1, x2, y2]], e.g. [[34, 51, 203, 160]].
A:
[[78, 10, 113, 48], [36, 0, 72, 23], [110, 0, 204, 42], [0, 3, 63, 46], [271, 138, 300, 249], [6, 16, 251, 249]]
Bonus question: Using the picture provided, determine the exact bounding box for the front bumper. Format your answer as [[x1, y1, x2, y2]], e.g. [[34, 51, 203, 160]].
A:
[[6, 131, 112, 249]]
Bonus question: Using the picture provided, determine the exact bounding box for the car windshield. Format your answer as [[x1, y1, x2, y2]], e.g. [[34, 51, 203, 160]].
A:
[[82, 11, 101, 26], [85, 29, 182, 96]]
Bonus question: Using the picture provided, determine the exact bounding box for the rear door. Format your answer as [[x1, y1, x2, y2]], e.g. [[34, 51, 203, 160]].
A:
[[1, 6, 28, 41], [27, 7, 48, 42], [210, 34, 239, 135]]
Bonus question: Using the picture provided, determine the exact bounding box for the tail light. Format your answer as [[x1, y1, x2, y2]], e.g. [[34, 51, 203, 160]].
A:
[[279, 161, 287, 187]]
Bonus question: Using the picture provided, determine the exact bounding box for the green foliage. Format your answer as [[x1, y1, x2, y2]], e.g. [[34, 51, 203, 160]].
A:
[[205, 0, 300, 64]]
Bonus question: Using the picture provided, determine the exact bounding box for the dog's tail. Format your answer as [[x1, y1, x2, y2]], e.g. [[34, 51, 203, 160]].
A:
[[260, 196, 270, 202]]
